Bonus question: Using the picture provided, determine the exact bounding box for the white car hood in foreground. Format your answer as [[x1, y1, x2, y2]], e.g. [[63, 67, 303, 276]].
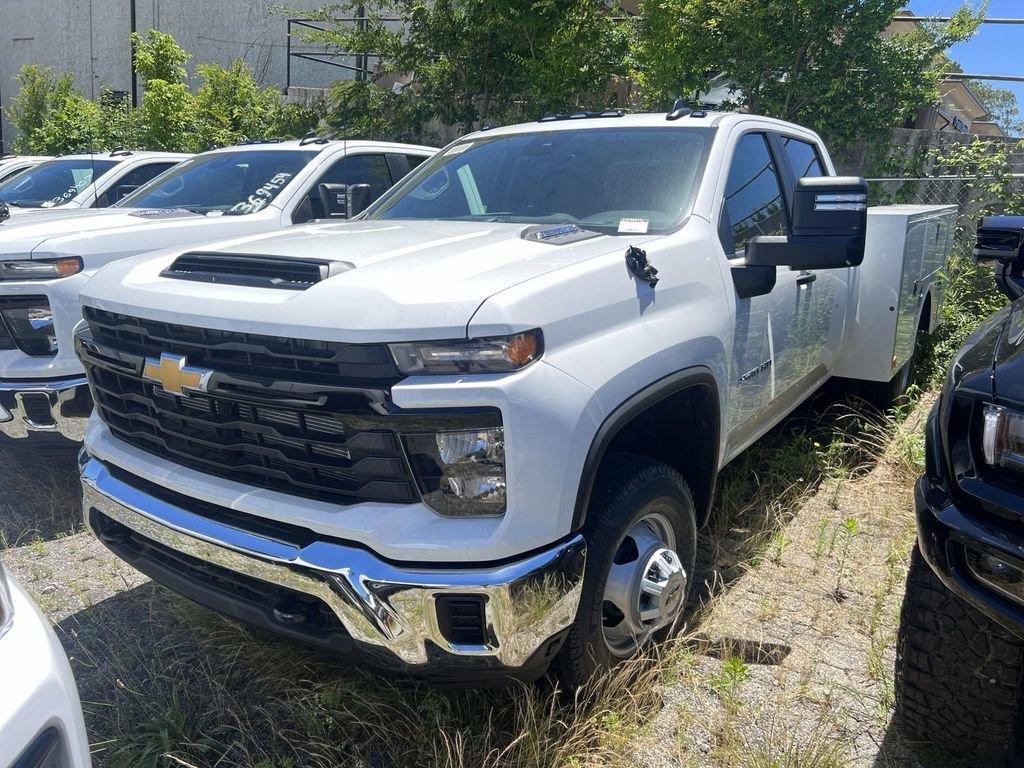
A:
[[81, 219, 645, 342]]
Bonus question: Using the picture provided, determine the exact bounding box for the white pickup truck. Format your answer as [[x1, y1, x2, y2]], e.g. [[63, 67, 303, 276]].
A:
[[76, 109, 955, 686], [0, 138, 434, 447], [0, 150, 190, 219], [0, 154, 51, 186]]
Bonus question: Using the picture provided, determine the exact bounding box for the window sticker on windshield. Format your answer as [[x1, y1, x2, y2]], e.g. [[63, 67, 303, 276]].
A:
[[227, 172, 294, 215], [618, 218, 649, 234], [445, 142, 473, 156]]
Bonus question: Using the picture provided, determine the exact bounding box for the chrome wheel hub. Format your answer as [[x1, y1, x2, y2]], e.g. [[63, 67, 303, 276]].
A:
[[602, 512, 687, 657]]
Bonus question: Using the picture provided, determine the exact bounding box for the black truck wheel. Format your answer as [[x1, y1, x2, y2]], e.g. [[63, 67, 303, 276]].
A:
[[555, 454, 697, 691], [895, 546, 1024, 763]]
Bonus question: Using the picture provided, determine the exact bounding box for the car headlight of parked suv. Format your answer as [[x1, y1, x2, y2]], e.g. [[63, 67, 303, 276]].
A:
[[982, 405, 1024, 472], [0, 256, 82, 280], [405, 427, 506, 516], [0, 560, 14, 640], [388, 330, 542, 374]]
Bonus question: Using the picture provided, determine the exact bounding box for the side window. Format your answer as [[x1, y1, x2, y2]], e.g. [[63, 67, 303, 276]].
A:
[[294, 153, 395, 223], [721, 133, 788, 256], [405, 154, 428, 171], [95, 162, 177, 208], [780, 136, 825, 179], [320, 153, 394, 202]]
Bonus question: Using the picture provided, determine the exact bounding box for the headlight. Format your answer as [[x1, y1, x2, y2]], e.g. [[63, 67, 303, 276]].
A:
[[982, 405, 1024, 472], [0, 560, 14, 640], [388, 330, 542, 375], [0, 257, 82, 280], [405, 427, 506, 516], [0, 296, 57, 356]]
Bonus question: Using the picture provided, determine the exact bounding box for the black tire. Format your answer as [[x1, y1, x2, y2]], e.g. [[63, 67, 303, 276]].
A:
[[555, 454, 697, 691], [895, 545, 1024, 764]]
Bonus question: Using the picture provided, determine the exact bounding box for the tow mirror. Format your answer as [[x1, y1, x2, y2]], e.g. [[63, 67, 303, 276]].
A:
[[974, 216, 1024, 301], [317, 182, 373, 219], [347, 183, 372, 217], [116, 184, 141, 201], [0, 199, 8, 223], [746, 176, 868, 271]]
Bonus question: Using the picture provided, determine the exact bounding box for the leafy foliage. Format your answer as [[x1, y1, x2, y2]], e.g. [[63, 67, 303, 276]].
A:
[[631, 0, 984, 152], [301, 0, 628, 140], [5, 30, 320, 154], [969, 81, 1024, 137]]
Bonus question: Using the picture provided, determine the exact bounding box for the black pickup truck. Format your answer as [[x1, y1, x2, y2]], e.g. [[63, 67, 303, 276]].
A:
[[896, 217, 1024, 763]]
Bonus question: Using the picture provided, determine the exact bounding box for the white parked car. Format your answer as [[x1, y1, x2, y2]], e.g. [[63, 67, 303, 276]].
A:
[[0, 560, 91, 767], [0, 155, 51, 185], [76, 110, 954, 685], [0, 138, 434, 447], [0, 151, 189, 219]]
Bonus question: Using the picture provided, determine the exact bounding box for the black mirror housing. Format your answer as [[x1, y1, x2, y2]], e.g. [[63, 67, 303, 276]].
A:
[[747, 176, 868, 270], [974, 216, 1024, 263], [347, 183, 372, 217], [317, 182, 373, 220]]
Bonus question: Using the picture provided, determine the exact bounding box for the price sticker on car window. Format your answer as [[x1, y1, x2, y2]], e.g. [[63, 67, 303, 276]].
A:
[[618, 218, 649, 234]]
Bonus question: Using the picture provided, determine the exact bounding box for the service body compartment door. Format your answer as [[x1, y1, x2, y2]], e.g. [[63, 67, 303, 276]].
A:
[[832, 205, 957, 383]]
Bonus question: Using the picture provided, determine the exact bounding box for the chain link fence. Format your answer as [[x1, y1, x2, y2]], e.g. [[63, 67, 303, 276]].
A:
[[867, 175, 1024, 236]]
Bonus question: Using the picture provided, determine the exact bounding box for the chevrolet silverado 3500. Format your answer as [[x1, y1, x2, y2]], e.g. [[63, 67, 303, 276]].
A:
[[76, 109, 955, 686], [0, 138, 433, 447]]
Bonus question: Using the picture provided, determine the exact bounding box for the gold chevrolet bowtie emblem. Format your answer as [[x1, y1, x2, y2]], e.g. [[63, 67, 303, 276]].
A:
[[142, 353, 213, 396]]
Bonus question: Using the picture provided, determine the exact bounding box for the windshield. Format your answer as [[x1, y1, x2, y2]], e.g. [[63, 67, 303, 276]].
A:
[[0, 158, 118, 208], [368, 126, 714, 234], [116, 150, 317, 215]]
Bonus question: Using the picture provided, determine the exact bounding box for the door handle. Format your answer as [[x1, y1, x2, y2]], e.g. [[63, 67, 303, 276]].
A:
[[796, 271, 817, 286]]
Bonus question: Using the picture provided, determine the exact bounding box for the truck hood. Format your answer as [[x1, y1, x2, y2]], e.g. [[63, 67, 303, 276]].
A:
[[0, 208, 214, 257], [81, 219, 650, 343]]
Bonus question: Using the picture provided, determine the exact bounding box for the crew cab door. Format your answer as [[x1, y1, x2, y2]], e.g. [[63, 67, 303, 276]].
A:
[[718, 131, 804, 442], [773, 133, 848, 384]]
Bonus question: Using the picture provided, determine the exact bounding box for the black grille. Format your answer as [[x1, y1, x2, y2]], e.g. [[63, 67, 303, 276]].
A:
[[83, 306, 401, 387], [80, 307, 419, 505], [163, 251, 351, 291]]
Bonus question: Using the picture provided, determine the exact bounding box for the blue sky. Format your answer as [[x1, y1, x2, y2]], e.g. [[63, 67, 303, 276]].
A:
[[907, 0, 1024, 110]]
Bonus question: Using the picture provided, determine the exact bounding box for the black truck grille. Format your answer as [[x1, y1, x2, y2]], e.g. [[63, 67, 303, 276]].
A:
[[80, 307, 419, 505]]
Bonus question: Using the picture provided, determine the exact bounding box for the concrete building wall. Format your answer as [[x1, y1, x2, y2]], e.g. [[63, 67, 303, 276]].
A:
[[0, 0, 346, 151]]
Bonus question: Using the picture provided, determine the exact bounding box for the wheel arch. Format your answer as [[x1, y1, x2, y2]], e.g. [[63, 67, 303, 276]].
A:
[[572, 367, 721, 532]]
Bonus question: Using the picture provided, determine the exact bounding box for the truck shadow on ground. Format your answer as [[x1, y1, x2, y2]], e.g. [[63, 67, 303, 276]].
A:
[[29, 378, 945, 766]]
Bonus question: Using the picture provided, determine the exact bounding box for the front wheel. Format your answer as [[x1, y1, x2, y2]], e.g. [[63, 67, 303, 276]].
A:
[[555, 455, 697, 690]]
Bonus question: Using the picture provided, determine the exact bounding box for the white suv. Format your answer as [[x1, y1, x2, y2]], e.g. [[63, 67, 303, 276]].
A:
[[0, 151, 189, 219], [0, 155, 51, 186], [0, 138, 434, 446]]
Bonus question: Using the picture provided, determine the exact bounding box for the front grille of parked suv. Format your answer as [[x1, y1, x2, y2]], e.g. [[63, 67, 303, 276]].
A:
[[79, 307, 421, 505]]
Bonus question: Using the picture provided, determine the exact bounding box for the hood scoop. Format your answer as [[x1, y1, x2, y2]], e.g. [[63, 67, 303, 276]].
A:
[[162, 251, 354, 291]]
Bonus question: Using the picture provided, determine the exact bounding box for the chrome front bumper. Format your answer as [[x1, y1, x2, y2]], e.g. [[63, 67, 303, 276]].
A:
[[0, 377, 90, 440], [81, 458, 586, 672]]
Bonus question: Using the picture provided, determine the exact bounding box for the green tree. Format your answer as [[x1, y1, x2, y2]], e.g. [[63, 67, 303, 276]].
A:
[[632, 0, 984, 152], [302, 0, 628, 139], [3, 66, 89, 153], [193, 61, 285, 148], [139, 80, 197, 151], [132, 29, 191, 85], [969, 81, 1024, 137]]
